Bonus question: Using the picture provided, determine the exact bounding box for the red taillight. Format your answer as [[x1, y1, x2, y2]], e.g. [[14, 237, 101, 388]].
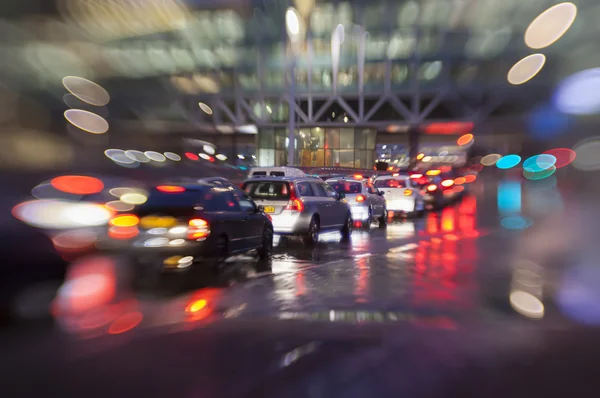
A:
[[353, 174, 363, 180], [157, 185, 185, 193], [427, 184, 438, 192], [285, 198, 304, 212], [187, 218, 210, 240], [404, 189, 413, 196], [285, 184, 305, 212], [356, 194, 366, 203], [441, 179, 454, 188]]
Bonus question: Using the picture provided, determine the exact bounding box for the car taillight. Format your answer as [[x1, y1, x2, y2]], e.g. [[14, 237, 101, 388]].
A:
[[427, 184, 438, 192], [187, 218, 210, 240], [441, 179, 454, 188], [404, 189, 413, 196], [284, 184, 305, 212], [356, 194, 366, 202], [285, 198, 304, 212]]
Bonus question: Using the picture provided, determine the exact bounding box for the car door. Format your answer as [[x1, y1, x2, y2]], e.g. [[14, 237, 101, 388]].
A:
[[366, 183, 384, 216], [308, 181, 332, 228], [232, 190, 264, 249], [209, 190, 249, 253], [321, 182, 347, 228]]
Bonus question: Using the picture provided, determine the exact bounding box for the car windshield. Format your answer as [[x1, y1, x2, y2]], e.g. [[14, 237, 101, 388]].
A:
[[329, 181, 363, 194], [243, 181, 291, 200], [374, 179, 406, 188]]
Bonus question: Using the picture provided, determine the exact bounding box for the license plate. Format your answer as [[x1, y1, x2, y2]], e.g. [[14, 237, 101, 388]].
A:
[[140, 216, 177, 229], [264, 206, 275, 213]]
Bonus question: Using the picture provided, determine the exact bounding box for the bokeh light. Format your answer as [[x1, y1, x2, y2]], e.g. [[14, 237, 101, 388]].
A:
[[62, 76, 110, 106], [507, 54, 546, 85], [185, 152, 199, 160], [145, 151, 166, 162], [125, 150, 150, 163], [543, 148, 576, 168], [64, 109, 109, 134], [51, 175, 104, 195], [501, 216, 533, 230], [554, 68, 600, 115], [480, 153, 501, 166], [522, 154, 556, 172], [164, 152, 181, 161], [120, 193, 148, 205], [524, 3, 577, 50], [108, 312, 143, 335], [510, 290, 544, 319], [572, 137, 600, 171], [13, 200, 112, 229], [496, 154, 521, 169], [457, 133, 474, 146], [523, 165, 557, 180]]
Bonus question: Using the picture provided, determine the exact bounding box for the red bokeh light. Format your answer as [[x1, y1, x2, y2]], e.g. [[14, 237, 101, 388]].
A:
[[51, 175, 104, 195], [185, 152, 199, 161], [543, 148, 576, 169]]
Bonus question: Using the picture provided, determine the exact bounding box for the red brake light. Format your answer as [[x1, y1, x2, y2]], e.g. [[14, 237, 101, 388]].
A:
[[285, 185, 304, 212], [157, 185, 185, 193], [427, 184, 438, 192], [356, 194, 366, 202], [353, 174, 363, 180], [404, 189, 413, 196], [188, 218, 210, 240], [441, 179, 454, 188]]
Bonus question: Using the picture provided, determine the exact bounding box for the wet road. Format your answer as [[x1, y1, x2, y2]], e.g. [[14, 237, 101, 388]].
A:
[[6, 175, 591, 339]]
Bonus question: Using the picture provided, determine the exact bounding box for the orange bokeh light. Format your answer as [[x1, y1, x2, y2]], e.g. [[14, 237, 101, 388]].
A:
[[454, 177, 466, 185], [109, 214, 139, 227], [51, 175, 104, 195], [464, 174, 477, 183], [457, 134, 474, 146]]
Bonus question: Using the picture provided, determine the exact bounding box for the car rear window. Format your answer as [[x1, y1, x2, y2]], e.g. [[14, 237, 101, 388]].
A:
[[136, 187, 209, 216], [329, 181, 363, 194], [270, 171, 285, 176], [374, 179, 406, 188], [251, 171, 267, 176], [243, 181, 291, 200]]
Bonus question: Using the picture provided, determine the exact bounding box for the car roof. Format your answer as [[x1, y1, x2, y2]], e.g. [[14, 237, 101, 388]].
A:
[[374, 175, 410, 181], [243, 176, 321, 182], [326, 177, 365, 183]]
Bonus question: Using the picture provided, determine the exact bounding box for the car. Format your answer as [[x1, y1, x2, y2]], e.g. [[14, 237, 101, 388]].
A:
[[248, 166, 306, 178], [373, 174, 425, 217], [326, 176, 387, 229], [241, 176, 352, 245], [98, 182, 273, 275]]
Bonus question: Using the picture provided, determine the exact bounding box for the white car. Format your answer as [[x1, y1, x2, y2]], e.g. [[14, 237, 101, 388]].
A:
[[248, 167, 306, 178], [373, 174, 425, 217], [327, 177, 387, 229]]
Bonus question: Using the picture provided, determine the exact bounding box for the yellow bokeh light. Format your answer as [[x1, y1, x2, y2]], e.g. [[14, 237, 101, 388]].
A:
[[524, 2, 577, 50], [507, 54, 546, 85]]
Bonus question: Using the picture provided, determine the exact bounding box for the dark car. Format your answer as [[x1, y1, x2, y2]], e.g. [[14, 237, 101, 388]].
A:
[[98, 182, 273, 275]]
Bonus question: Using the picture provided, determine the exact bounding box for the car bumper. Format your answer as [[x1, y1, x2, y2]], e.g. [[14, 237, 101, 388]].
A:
[[270, 211, 312, 235], [350, 204, 370, 221], [385, 198, 415, 212]]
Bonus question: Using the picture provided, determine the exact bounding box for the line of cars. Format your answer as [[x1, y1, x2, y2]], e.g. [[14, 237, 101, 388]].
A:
[[96, 167, 470, 283]]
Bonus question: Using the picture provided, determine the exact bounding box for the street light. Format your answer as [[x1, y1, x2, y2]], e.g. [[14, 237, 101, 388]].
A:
[[285, 7, 301, 166]]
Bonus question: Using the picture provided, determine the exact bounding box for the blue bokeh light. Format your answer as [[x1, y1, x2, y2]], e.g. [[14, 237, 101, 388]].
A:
[[501, 216, 533, 230], [554, 68, 600, 115], [527, 104, 569, 140], [496, 154, 521, 169], [523, 154, 557, 172]]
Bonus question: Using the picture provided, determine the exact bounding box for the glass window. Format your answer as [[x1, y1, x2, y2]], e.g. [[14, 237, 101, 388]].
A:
[[243, 181, 290, 200], [296, 182, 314, 197], [138, 187, 208, 217], [259, 129, 274, 148], [374, 179, 407, 188], [322, 183, 337, 198], [258, 148, 274, 166], [329, 181, 363, 194], [340, 128, 353, 149], [234, 191, 256, 212], [325, 128, 340, 148], [310, 183, 327, 197], [204, 191, 238, 212], [337, 149, 354, 167]]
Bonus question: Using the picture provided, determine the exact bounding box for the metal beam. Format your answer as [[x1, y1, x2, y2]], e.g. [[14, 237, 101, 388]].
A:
[[216, 100, 238, 124], [363, 96, 387, 121], [311, 97, 335, 122], [337, 97, 360, 122], [417, 90, 447, 122], [388, 95, 414, 122]]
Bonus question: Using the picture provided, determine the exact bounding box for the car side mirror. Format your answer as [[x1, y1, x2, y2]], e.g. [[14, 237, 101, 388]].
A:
[[257, 205, 265, 212], [337, 192, 345, 200]]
